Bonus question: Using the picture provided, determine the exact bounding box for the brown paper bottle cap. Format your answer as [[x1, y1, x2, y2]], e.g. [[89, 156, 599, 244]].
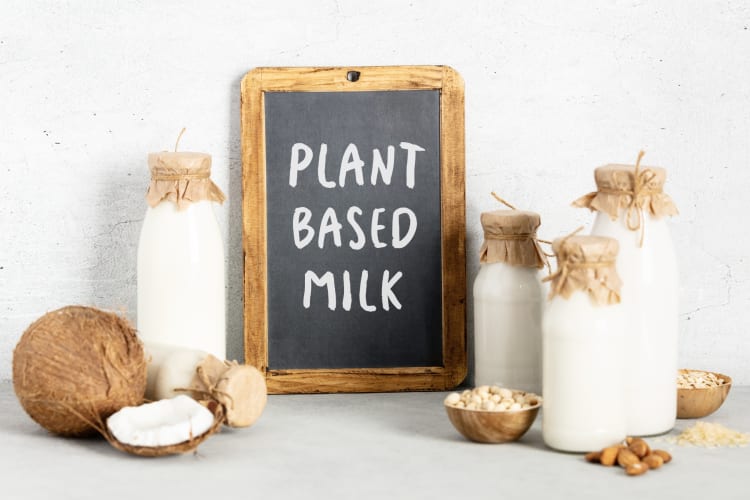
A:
[[546, 235, 622, 306]]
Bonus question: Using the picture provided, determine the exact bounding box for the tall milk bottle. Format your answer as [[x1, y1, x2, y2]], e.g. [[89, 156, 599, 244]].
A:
[[542, 235, 626, 452], [137, 151, 227, 359], [573, 152, 679, 436], [473, 210, 545, 393]]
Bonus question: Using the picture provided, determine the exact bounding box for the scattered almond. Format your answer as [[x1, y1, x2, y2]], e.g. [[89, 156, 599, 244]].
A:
[[600, 446, 621, 466], [628, 438, 650, 458], [652, 449, 672, 463], [584, 438, 673, 477], [625, 462, 650, 476], [617, 448, 640, 468], [642, 454, 664, 469]]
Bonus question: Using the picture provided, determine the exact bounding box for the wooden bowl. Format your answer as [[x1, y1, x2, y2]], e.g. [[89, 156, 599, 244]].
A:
[[445, 401, 541, 444], [677, 369, 732, 419]]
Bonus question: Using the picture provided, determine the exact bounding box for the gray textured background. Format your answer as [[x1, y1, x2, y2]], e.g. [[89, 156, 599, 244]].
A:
[[1, 0, 749, 383]]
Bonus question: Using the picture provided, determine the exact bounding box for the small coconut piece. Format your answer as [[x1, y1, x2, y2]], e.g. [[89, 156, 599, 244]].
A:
[[106, 396, 224, 457], [191, 355, 267, 428], [13, 306, 147, 436]]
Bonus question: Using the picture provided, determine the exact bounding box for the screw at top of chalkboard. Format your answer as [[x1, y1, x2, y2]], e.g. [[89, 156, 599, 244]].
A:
[[346, 70, 361, 82]]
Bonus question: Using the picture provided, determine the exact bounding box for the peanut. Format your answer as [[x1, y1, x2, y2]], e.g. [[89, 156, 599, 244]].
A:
[[600, 446, 621, 466], [652, 449, 672, 464], [585, 451, 602, 463], [617, 448, 641, 468], [625, 462, 650, 476], [642, 454, 664, 470]]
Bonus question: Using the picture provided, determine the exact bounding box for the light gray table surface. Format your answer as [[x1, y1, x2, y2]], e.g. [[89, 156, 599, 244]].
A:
[[1, 380, 748, 500]]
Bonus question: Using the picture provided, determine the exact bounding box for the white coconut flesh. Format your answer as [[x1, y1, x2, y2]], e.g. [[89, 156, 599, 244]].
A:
[[107, 395, 215, 447]]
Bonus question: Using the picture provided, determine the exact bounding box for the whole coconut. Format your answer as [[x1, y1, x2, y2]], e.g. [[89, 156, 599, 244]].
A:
[[13, 306, 147, 436]]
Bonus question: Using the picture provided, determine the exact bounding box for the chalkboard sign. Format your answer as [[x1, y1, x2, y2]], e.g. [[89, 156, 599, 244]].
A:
[[241, 66, 465, 393]]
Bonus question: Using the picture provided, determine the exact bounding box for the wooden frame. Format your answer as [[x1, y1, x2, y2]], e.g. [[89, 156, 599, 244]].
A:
[[241, 66, 466, 393]]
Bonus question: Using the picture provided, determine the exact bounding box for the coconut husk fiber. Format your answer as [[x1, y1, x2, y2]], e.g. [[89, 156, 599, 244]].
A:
[[12, 306, 147, 436]]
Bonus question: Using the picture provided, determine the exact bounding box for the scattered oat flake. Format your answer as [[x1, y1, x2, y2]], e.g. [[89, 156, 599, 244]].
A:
[[666, 421, 749, 448]]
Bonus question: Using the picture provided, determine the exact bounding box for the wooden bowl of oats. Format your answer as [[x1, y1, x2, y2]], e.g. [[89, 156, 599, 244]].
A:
[[677, 369, 732, 419]]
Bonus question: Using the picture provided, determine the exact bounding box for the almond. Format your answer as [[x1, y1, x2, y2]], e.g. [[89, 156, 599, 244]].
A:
[[625, 462, 650, 476], [628, 438, 650, 458], [600, 446, 621, 466], [617, 448, 640, 468], [652, 449, 672, 464], [642, 454, 664, 469]]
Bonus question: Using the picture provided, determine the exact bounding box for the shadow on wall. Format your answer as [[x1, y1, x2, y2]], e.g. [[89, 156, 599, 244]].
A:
[[226, 74, 245, 363]]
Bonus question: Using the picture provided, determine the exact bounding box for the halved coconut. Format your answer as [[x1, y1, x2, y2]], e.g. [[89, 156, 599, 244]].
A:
[[105, 395, 223, 457]]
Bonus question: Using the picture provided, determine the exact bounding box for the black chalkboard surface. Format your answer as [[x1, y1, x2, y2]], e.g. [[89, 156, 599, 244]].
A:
[[241, 66, 466, 393]]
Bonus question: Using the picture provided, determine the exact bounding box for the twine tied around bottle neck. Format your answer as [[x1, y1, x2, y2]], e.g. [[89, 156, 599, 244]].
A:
[[542, 228, 622, 305], [174, 362, 236, 410], [572, 151, 678, 248], [480, 193, 551, 272], [150, 172, 211, 181], [146, 129, 226, 210], [598, 151, 655, 247], [541, 225, 583, 289], [543, 258, 617, 302]]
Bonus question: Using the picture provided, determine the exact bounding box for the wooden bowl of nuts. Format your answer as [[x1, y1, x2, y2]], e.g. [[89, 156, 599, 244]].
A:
[[444, 386, 541, 443], [677, 369, 732, 419]]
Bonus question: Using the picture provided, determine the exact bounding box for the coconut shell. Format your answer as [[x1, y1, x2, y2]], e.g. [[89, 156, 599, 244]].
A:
[[12, 306, 147, 436], [105, 401, 224, 457]]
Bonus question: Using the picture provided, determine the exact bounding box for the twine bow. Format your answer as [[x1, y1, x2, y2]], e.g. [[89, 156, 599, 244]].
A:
[[542, 256, 615, 298], [542, 226, 621, 304], [175, 362, 237, 410], [596, 151, 658, 247], [541, 226, 584, 294]]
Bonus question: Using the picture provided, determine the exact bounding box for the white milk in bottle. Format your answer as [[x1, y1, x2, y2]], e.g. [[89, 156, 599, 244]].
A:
[[542, 235, 626, 452], [473, 209, 545, 393], [137, 150, 226, 358], [573, 152, 679, 436]]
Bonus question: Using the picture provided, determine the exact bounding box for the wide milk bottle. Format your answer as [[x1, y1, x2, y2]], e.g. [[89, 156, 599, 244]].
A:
[[473, 210, 545, 393], [137, 151, 227, 359], [573, 152, 679, 436]]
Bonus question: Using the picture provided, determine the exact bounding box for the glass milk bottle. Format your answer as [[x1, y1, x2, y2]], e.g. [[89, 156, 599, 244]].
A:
[[542, 235, 626, 452], [473, 210, 545, 394], [573, 153, 679, 436], [137, 151, 227, 359]]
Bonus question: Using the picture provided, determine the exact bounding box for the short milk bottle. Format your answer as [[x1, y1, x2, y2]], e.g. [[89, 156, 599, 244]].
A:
[[542, 235, 626, 452], [137, 151, 227, 358], [474, 210, 545, 393], [573, 152, 679, 436]]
